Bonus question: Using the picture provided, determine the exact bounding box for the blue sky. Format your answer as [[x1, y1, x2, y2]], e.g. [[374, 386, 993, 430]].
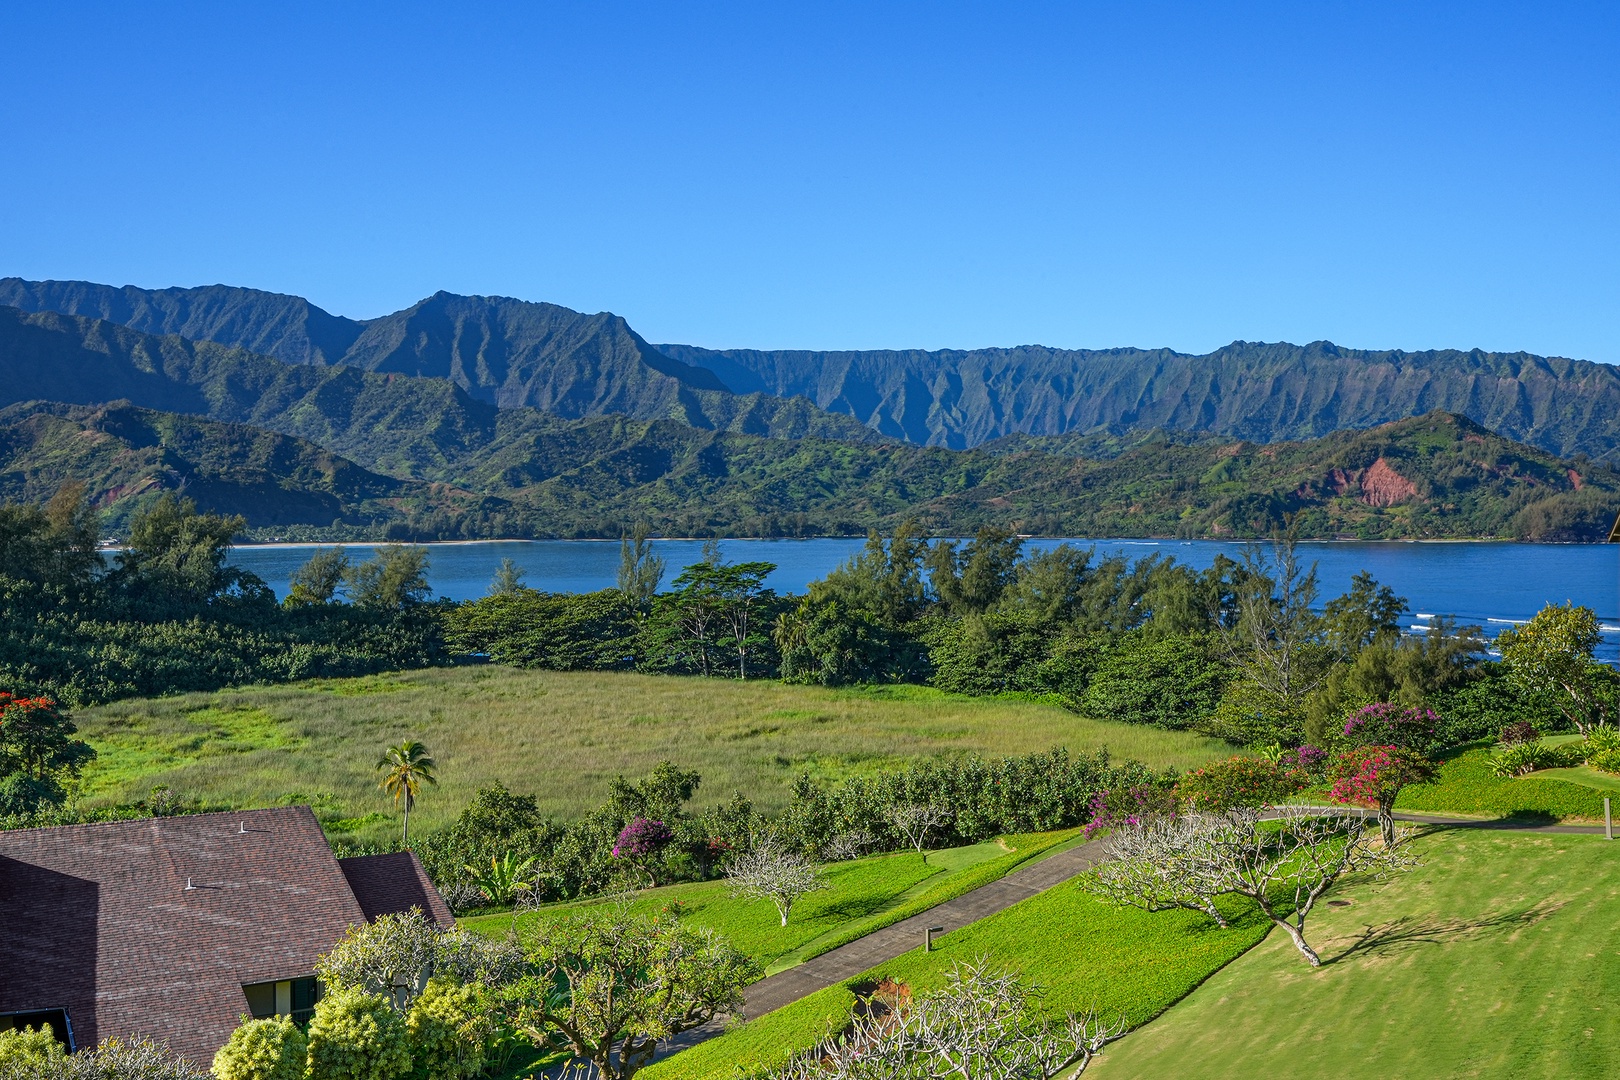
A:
[[2, 2, 1616, 359]]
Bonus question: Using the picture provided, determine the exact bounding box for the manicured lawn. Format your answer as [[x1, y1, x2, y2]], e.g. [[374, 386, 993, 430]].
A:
[[1394, 743, 1609, 822], [1091, 829, 1620, 1079], [643, 871, 1271, 1079], [462, 830, 1081, 974], [69, 668, 1230, 844]]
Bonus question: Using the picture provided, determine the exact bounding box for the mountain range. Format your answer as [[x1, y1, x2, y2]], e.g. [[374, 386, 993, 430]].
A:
[[6, 277, 1620, 461], [0, 276, 1615, 542]]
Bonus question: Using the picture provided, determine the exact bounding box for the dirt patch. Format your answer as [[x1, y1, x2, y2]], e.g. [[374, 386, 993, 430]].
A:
[[1358, 458, 1419, 507]]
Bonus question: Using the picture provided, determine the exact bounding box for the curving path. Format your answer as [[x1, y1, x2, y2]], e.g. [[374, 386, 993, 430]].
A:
[[648, 807, 1614, 1066]]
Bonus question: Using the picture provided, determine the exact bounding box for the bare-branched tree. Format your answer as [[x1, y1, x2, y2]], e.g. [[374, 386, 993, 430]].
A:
[[827, 829, 877, 861], [1093, 807, 1418, 967], [1091, 816, 1230, 928], [775, 960, 1127, 1079], [727, 835, 828, 926], [887, 801, 953, 864]]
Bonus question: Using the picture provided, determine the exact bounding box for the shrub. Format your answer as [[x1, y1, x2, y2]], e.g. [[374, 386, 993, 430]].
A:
[[1282, 743, 1328, 777], [213, 1016, 308, 1080], [404, 979, 491, 1080], [0, 1026, 64, 1070], [1078, 634, 1226, 729], [1498, 721, 1542, 745], [1083, 783, 1179, 838], [1341, 702, 1443, 755], [1590, 748, 1620, 776], [1585, 727, 1620, 756], [1487, 741, 1559, 778], [613, 816, 675, 859], [306, 986, 413, 1080], [1177, 756, 1305, 812]]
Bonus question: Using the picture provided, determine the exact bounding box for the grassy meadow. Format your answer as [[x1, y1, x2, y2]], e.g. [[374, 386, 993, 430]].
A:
[[1091, 829, 1620, 1079], [68, 667, 1232, 841]]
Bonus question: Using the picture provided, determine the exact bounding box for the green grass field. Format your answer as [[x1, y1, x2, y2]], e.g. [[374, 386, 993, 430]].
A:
[[68, 668, 1231, 842], [1396, 743, 1610, 822], [643, 871, 1272, 1079], [1092, 829, 1620, 1079], [463, 830, 1080, 975]]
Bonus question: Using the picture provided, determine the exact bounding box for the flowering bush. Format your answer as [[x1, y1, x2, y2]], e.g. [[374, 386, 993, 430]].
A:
[[612, 816, 675, 859], [1328, 744, 1437, 844], [1342, 703, 1442, 754], [404, 978, 491, 1080], [1082, 783, 1178, 838], [1282, 744, 1328, 776], [1177, 756, 1306, 813]]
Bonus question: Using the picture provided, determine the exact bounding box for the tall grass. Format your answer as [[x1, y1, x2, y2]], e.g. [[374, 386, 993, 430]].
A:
[[71, 668, 1231, 844]]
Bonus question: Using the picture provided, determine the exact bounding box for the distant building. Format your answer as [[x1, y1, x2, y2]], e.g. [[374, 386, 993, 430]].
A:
[[0, 806, 452, 1065]]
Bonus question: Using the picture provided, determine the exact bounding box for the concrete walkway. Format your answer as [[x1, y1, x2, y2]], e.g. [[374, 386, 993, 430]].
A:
[[648, 807, 1613, 1066], [654, 835, 1111, 1060]]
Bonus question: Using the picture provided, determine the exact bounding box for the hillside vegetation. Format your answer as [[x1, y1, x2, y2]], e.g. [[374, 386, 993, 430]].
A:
[[0, 303, 1613, 540], [10, 278, 1620, 461]]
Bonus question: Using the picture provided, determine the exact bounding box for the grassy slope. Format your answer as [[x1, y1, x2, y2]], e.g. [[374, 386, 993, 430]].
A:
[[645, 879, 1271, 1079], [70, 668, 1229, 843], [1092, 830, 1620, 1079], [1395, 744, 1610, 821], [464, 830, 1080, 975]]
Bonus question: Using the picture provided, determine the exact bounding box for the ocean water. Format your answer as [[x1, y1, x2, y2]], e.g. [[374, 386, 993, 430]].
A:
[[227, 538, 1620, 660]]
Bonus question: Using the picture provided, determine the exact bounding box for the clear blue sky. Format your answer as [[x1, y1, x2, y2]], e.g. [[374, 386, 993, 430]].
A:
[[2, 2, 1616, 360]]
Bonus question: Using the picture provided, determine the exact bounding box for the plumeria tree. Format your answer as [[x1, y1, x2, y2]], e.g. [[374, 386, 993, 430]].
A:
[[1499, 603, 1612, 733], [1328, 744, 1437, 846], [726, 835, 827, 926]]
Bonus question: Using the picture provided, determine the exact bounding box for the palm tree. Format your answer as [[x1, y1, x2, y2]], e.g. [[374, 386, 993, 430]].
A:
[[377, 740, 437, 845]]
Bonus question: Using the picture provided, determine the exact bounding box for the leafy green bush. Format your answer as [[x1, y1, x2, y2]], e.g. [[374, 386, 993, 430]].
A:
[[405, 979, 490, 1080], [212, 1016, 308, 1080], [1177, 756, 1305, 811], [0, 1026, 64, 1070], [306, 987, 413, 1080], [1488, 742, 1558, 778], [1589, 748, 1620, 776], [1078, 633, 1226, 729], [443, 589, 638, 670], [1586, 727, 1620, 756]]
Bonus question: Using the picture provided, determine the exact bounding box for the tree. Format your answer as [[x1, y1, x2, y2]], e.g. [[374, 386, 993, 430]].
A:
[[617, 523, 666, 604], [489, 557, 525, 596], [503, 912, 760, 1080], [0, 694, 95, 813], [775, 961, 1126, 1080], [347, 546, 431, 611], [377, 740, 438, 845], [1, 1035, 210, 1080], [463, 852, 537, 907], [653, 555, 778, 678], [1321, 570, 1406, 660], [926, 526, 1024, 614], [887, 801, 953, 863], [1218, 536, 1328, 745], [808, 522, 929, 627], [726, 835, 827, 926], [1164, 807, 1415, 966], [212, 1017, 307, 1080], [305, 986, 413, 1080], [315, 910, 523, 1012], [1091, 816, 1230, 927], [1328, 744, 1437, 846], [286, 547, 350, 607], [115, 494, 256, 607], [1499, 602, 1610, 732]]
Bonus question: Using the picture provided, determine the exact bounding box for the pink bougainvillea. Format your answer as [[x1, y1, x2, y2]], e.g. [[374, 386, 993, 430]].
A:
[[612, 816, 674, 859], [1342, 703, 1440, 752], [1328, 743, 1437, 844], [1083, 783, 1178, 838]]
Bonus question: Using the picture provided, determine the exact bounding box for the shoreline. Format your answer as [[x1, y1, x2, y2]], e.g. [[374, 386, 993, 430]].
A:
[[222, 535, 1593, 549]]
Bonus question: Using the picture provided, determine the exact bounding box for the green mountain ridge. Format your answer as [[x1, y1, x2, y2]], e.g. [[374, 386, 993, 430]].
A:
[[8, 277, 1620, 460]]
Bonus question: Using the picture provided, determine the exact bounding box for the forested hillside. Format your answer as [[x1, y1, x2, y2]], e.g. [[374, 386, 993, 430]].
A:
[[10, 278, 1620, 460]]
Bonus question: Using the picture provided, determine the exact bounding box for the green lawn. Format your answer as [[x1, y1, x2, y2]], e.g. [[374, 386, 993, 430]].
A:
[[463, 830, 1081, 974], [1092, 829, 1620, 1079], [68, 668, 1230, 843], [1395, 743, 1609, 822], [644, 870, 1271, 1079]]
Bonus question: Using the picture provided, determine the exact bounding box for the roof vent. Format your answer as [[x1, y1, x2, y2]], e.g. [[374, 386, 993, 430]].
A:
[[185, 877, 196, 891], [239, 822, 248, 834]]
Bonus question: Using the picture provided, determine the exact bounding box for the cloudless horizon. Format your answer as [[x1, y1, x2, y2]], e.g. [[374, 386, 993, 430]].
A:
[[3, 2, 1616, 361]]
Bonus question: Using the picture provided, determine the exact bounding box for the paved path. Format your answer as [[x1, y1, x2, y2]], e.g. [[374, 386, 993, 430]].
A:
[[653, 836, 1111, 1061], [647, 807, 1614, 1066]]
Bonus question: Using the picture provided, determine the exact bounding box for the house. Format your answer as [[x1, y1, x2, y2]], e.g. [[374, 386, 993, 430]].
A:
[[0, 806, 452, 1065]]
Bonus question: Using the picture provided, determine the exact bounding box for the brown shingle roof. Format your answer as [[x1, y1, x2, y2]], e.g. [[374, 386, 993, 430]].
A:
[[0, 807, 378, 1065], [338, 851, 454, 928]]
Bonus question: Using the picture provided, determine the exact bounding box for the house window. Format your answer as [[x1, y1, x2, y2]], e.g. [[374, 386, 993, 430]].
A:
[[242, 978, 321, 1026], [0, 1010, 73, 1052]]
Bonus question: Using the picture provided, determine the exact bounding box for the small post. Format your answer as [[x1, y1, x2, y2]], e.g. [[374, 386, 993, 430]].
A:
[[1606, 798, 1613, 841], [925, 925, 945, 952]]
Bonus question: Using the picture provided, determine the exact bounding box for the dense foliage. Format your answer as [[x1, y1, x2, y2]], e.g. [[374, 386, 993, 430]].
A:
[[0, 490, 446, 705]]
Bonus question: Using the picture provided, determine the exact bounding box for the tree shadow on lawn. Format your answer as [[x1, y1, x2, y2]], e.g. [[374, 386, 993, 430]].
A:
[[1325, 899, 1564, 965]]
